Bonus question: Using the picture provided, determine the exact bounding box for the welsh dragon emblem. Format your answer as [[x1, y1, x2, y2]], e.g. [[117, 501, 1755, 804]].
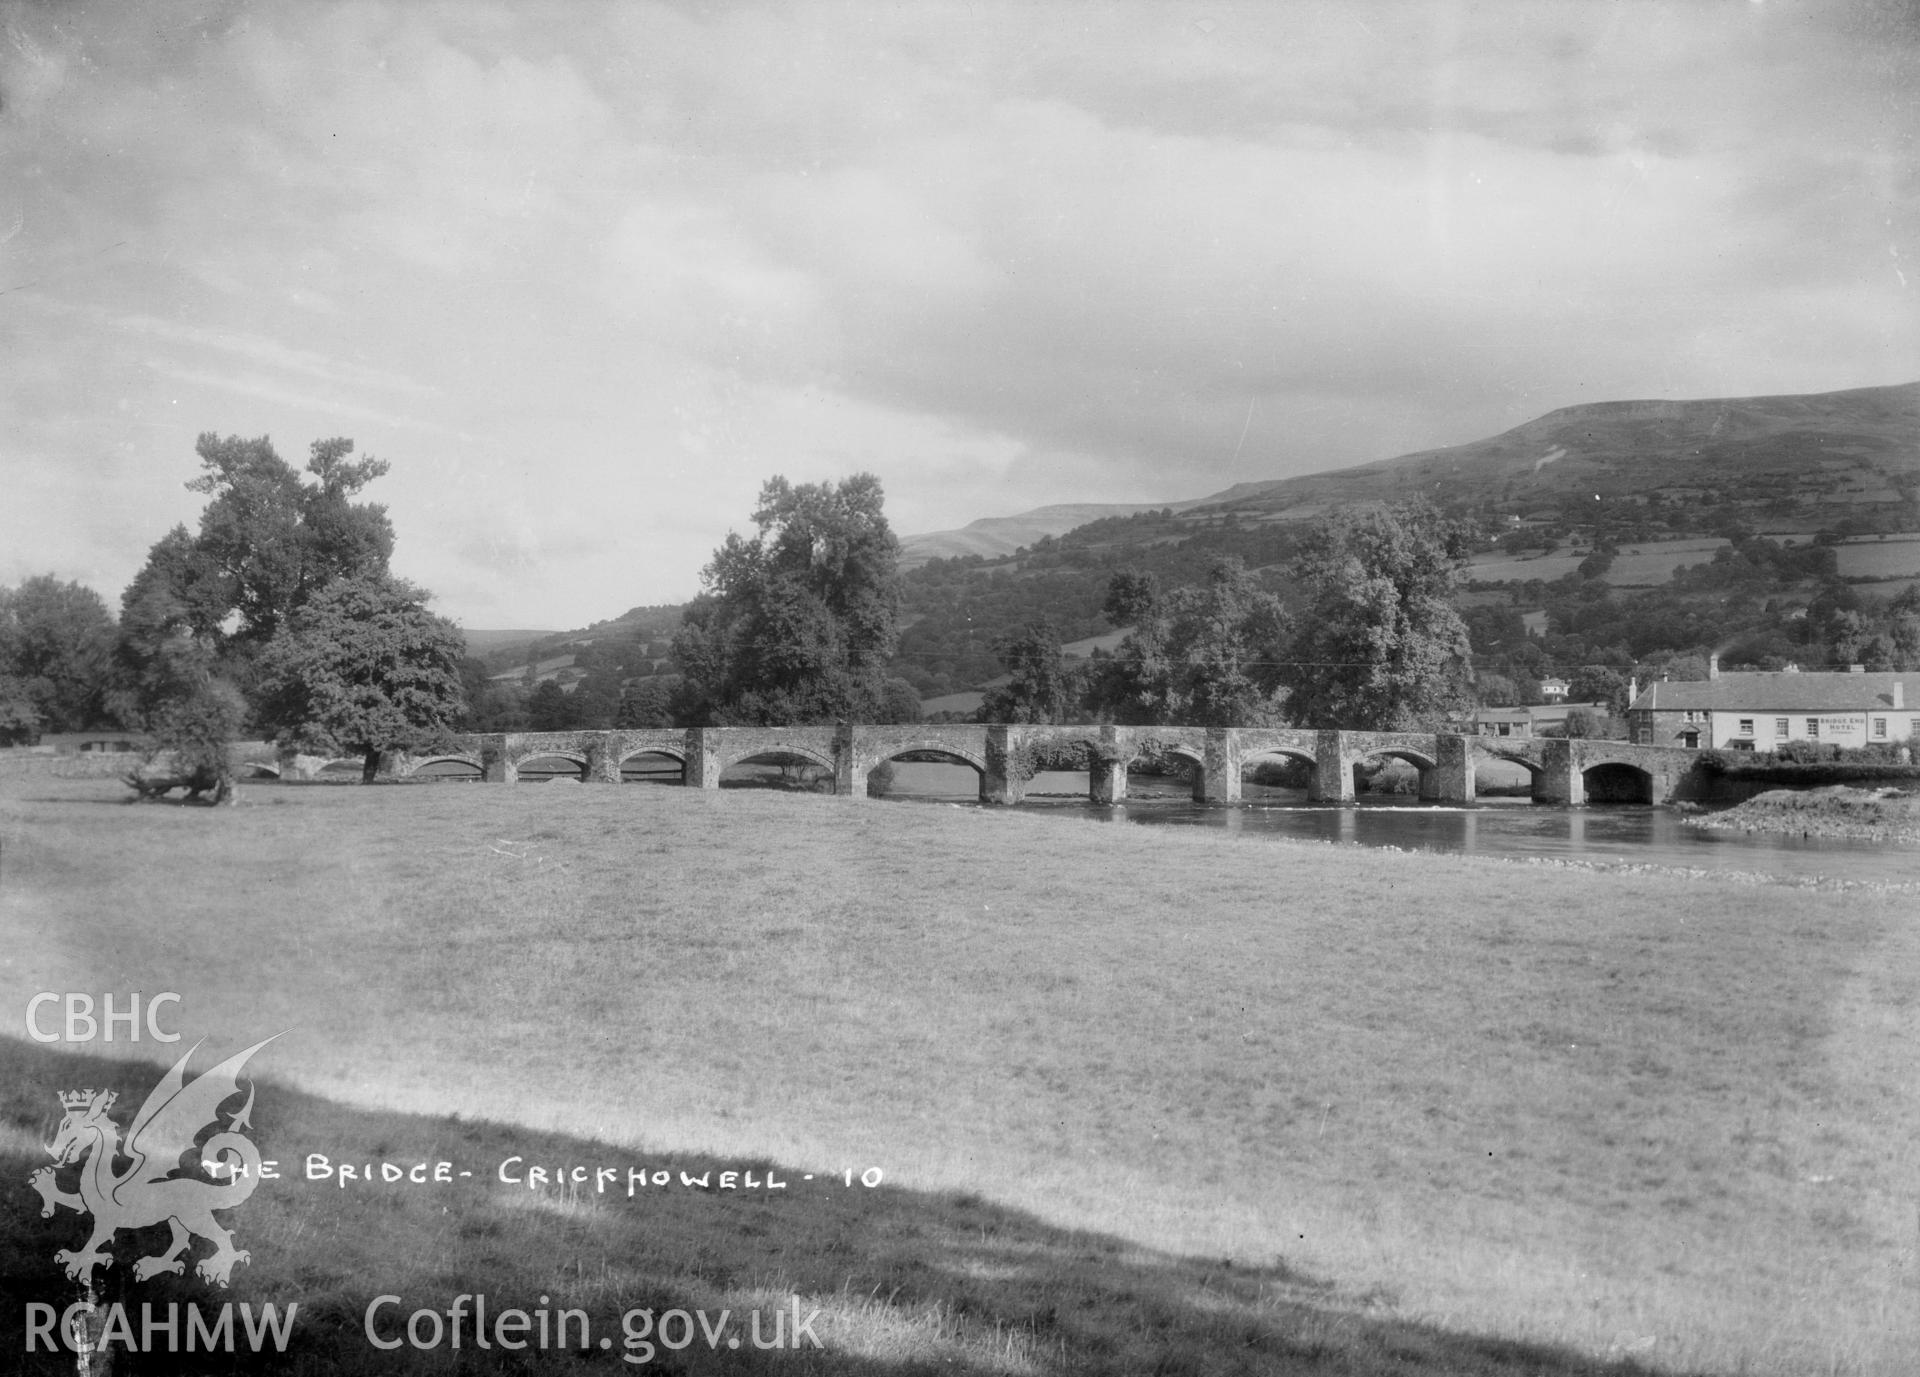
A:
[[29, 1036, 279, 1288]]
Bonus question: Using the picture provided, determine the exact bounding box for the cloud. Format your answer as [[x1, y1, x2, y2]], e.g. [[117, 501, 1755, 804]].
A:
[[2, 0, 1914, 626]]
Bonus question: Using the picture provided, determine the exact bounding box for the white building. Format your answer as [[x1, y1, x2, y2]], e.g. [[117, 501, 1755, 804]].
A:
[[1627, 659, 1917, 751]]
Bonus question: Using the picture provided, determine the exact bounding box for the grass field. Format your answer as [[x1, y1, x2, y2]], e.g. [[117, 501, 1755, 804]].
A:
[[2, 774, 1917, 1373], [1466, 540, 1734, 588], [1834, 538, 1920, 581]]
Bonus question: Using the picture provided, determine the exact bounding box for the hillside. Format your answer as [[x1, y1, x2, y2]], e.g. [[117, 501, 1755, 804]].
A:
[[1192, 381, 1920, 525], [472, 381, 1920, 717], [900, 499, 1212, 567]]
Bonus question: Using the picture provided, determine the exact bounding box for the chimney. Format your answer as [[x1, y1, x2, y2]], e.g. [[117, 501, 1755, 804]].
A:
[[1628, 675, 1640, 706], [1708, 654, 1719, 680], [1898, 681, 1907, 711]]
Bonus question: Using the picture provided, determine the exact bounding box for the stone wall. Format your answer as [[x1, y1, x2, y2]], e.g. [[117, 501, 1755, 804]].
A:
[[398, 725, 1705, 806]]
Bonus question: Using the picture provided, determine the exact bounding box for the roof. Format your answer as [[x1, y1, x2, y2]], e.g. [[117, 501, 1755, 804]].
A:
[[1630, 670, 1918, 713]]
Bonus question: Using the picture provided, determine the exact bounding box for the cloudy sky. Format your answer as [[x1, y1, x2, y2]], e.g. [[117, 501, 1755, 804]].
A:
[[3, 0, 1915, 628]]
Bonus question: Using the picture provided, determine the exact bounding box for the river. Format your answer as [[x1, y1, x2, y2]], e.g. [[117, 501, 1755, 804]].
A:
[[878, 762, 1920, 887]]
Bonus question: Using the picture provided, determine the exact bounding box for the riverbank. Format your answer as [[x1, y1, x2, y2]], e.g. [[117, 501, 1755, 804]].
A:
[[1686, 785, 1920, 844], [5, 773, 1918, 1374]]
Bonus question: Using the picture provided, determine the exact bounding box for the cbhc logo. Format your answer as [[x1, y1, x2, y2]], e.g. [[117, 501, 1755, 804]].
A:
[[26, 993, 182, 1043]]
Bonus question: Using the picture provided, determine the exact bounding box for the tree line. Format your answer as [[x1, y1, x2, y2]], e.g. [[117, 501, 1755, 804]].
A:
[[2, 433, 467, 788], [662, 475, 1480, 733], [12, 442, 1919, 780]]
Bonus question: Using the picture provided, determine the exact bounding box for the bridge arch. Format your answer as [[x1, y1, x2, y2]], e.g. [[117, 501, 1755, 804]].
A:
[[1353, 745, 1438, 772], [868, 740, 989, 776], [1239, 746, 1317, 792], [1583, 761, 1654, 804], [513, 752, 589, 781], [616, 744, 687, 767], [617, 744, 687, 784], [717, 744, 838, 776], [1478, 748, 1543, 776], [409, 753, 485, 781]]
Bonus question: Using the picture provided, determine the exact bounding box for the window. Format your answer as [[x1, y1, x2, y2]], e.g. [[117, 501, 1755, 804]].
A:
[[1807, 718, 1819, 738], [1874, 717, 1888, 739], [1738, 719, 1754, 736], [1775, 718, 1789, 739], [1680, 730, 1699, 749]]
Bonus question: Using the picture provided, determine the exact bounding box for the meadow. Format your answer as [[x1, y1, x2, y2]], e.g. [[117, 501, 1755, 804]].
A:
[[1, 770, 1916, 1374]]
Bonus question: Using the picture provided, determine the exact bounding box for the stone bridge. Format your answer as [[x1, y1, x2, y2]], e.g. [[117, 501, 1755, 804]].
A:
[[275, 725, 1709, 806]]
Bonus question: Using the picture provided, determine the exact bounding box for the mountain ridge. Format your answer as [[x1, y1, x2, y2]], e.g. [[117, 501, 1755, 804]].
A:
[[902, 381, 1920, 562]]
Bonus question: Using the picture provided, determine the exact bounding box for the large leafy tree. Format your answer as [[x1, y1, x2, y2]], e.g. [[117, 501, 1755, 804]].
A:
[[979, 619, 1081, 724], [185, 433, 395, 646], [109, 527, 228, 727], [672, 474, 902, 725], [113, 434, 397, 721], [0, 575, 118, 732], [1089, 559, 1291, 726], [112, 434, 400, 736], [1281, 502, 1474, 730], [253, 576, 467, 781]]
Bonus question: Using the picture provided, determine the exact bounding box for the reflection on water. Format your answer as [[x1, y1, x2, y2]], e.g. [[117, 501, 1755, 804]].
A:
[[882, 763, 1920, 887]]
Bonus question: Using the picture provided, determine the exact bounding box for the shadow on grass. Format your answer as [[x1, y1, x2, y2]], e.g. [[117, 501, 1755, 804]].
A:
[[0, 1038, 1691, 1376]]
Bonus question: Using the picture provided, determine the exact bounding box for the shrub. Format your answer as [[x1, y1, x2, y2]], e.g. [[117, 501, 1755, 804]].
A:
[[1247, 757, 1313, 789]]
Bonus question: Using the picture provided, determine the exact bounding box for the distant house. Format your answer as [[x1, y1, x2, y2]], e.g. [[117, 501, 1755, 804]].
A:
[[1472, 708, 1534, 739], [1470, 702, 1614, 739], [1525, 702, 1616, 737], [1538, 677, 1569, 703], [1627, 657, 1918, 750]]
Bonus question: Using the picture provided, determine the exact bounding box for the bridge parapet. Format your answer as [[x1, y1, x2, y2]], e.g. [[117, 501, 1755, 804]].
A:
[[408, 725, 1710, 806]]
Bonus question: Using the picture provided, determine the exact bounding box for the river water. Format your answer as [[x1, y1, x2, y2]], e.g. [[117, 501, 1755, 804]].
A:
[[880, 763, 1920, 887]]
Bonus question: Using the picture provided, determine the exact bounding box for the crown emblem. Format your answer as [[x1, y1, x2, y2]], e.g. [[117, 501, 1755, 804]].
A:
[[58, 1088, 114, 1112]]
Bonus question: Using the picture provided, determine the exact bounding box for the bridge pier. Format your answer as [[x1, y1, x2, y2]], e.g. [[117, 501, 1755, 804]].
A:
[[478, 734, 516, 783], [586, 736, 621, 783], [1089, 726, 1131, 805], [1534, 739, 1585, 805], [1199, 729, 1239, 803], [685, 729, 724, 790], [981, 725, 1027, 806], [1423, 734, 1476, 803], [834, 724, 866, 799], [1312, 730, 1354, 803]]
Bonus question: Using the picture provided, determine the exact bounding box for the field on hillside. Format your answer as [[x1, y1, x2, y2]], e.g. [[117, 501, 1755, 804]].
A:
[[1835, 536, 1920, 581], [1466, 540, 1736, 588], [2, 775, 1916, 1374]]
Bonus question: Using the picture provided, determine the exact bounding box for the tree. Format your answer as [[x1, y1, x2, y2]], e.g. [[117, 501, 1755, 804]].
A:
[[526, 680, 576, 732], [0, 576, 117, 732], [1474, 672, 1520, 707], [1568, 664, 1629, 714], [979, 620, 1081, 723], [109, 527, 229, 728], [1576, 545, 1617, 581], [136, 679, 247, 802], [112, 435, 398, 730], [184, 433, 394, 647], [878, 677, 923, 725], [0, 674, 40, 746], [1090, 559, 1290, 726], [253, 576, 467, 780], [672, 474, 902, 724], [616, 678, 677, 729], [1281, 502, 1474, 730]]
